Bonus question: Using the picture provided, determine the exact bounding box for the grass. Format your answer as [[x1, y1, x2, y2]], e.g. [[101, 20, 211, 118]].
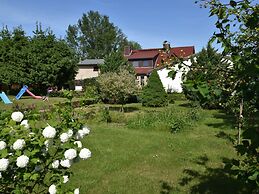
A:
[[67, 101, 244, 193], [1, 97, 243, 193], [0, 96, 77, 111]]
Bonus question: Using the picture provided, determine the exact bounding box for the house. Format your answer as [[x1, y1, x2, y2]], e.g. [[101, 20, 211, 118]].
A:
[[75, 59, 104, 91], [124, 41, 195, 92]]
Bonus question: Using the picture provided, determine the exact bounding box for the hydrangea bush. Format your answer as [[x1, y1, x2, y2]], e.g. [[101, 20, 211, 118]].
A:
[[0, 95, 91, 193]]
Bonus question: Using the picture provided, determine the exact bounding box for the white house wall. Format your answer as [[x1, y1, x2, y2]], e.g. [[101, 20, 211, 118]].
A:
[[157, 59, 192, 93], [75, 66, 99, 80]]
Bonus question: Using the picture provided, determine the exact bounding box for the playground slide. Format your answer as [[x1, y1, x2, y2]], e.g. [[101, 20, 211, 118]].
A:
[[0, 92, 12, 104], [16, 85, 28, 100], [26, 89, 42, 99]]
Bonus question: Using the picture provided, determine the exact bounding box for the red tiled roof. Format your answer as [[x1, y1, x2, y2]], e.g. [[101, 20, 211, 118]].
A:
[[127, 49, 159, 60], [126, 46, 195, 60], [125, 46, 195, 75]]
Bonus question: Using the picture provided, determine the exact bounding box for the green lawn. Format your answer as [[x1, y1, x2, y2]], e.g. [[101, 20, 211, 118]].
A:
[[0, 96, 73, 110], [66, 101, 244, 193]]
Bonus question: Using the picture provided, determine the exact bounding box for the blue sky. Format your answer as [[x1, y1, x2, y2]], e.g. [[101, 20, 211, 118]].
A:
[[0, 0, 218, 52]]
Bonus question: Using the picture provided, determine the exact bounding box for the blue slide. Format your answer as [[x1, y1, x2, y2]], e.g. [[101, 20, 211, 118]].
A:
[[0, 92, 12, 104], [15, 85, 28, 100]]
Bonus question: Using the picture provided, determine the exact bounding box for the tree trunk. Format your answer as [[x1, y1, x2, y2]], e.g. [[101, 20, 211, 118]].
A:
[[238, 98, 243, 144]]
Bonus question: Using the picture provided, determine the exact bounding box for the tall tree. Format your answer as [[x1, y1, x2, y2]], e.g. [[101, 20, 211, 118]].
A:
[[66, 11, 128, 59], [197, 0, 259, 192], [0, 24, 78, 92]]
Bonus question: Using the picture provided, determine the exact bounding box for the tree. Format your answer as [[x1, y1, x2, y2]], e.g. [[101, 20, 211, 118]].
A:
[[126, 40, 142, 50], [183, 43, 230, 108], [141, 70, 168, 107], [97, 68, 137, 110], [100, 51, 134, 73], [66, 11, 128, 59], [0, 24, 78, 93], [198, 0, 259, 191], [0, 26, 30, 86]]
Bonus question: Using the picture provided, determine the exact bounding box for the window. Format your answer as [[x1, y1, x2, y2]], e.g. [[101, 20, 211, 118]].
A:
[[132, 61, 139, 67], [130, 60, 153, 67], [143, 60, 152, 67], [93, 66, 99, 71]]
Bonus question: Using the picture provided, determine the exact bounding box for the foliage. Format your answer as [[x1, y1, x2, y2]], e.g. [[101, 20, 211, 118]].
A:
[[125, 40, 142, 50], [0, 25, 78, 93], [199, 0, 259, 191], [0, 92, 91, 193], [141, 70, 168, 107], [100, 51, 134, 74], [97, 68, 137, 108], [82, 78, 98, 90], [126, 105, 201, 132], [183, 43, 231, 108], [66, 11, 128, 59]]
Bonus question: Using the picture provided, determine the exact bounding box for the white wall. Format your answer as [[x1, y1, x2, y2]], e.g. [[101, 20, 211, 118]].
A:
[[157, 59, 192, 93]]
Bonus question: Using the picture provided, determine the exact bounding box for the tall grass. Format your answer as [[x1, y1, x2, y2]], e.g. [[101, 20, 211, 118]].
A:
[[126, 106, 202, 132]]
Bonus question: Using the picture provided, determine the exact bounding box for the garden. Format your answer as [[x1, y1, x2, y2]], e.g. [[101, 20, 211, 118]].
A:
[[0, 93, 241, 193], [0, 0, 258, 193]]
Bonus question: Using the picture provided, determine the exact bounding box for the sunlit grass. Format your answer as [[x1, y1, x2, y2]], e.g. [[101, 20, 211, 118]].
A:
[[67, 101, 239, 193]]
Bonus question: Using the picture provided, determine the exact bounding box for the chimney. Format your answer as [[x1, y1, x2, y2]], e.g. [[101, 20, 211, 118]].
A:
[[124, 46, 132, 56], [163, 41, 170, 51]]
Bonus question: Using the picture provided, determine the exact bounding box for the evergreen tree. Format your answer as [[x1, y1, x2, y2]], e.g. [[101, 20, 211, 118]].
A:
[[141, 70, 168, 107]]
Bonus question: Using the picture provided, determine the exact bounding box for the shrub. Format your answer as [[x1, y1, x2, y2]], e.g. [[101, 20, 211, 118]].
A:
[[97, 68, 137, 109], [82, 77, 99, 91], [141, 70, 168, 107], [0, 93, 92, 193]]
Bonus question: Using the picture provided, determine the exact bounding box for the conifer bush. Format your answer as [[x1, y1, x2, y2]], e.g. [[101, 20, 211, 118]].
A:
[[141, 70, 168, 107]]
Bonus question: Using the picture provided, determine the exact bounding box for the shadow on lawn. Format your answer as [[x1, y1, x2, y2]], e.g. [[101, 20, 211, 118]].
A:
[[108, 106, 139, 113], [207, 111, 236, 130], [178, 155, 251, 194]]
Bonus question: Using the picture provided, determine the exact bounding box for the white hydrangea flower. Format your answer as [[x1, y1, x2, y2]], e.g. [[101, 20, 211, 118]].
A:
[[74, 141, 82, 148], [67, 129, 73, 138], [48, 184, 57, 194], [63, 175, 69, 183], [79, 148, 91, 160], [20, 119, 29, 129], [0, 158, 9, 171], [60, 133, 69, 143], [64, 149, 77, 160], [0, 141, 6, 150], [60, 159, 72, 168], [51, 160, 59, 169], [11, 111, 24, 122], [0, 172, 2, 178], [75, 130, 84, 140], [74, 188, 80, 194], [16, 155, 29, 168], [75, 126, 90, 140], [82, 126, 90, 135], [13, 139, 26, 150], [42, 125, 56, 138]]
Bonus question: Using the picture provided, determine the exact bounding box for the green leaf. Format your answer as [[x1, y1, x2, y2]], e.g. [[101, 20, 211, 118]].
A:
[[0, 149, 8, 158], [248, 171, 259, 181], [168, 70, 177, 79]]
